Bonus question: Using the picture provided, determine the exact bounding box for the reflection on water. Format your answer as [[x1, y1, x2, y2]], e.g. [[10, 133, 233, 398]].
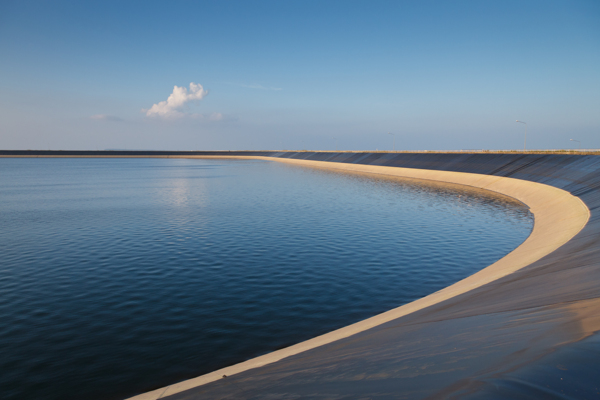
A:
[[0, 158, 533, 400], [167, 178, 192, 207], [154, 159, 208, 209]]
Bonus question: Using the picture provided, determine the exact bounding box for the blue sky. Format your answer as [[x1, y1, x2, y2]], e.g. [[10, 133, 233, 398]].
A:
[[1, 0, 598, 151]]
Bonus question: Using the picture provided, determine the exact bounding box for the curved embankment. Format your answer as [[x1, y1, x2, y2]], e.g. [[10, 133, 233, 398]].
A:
[[3, 151, 598, 398], [127, 153, 597, 400]]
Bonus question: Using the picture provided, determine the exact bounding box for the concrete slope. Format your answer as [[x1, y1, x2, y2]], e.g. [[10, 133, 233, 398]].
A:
[[121, 152, 599, 400]]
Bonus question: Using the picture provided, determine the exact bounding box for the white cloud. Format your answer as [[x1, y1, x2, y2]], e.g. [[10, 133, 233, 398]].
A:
[[90, 114, 123, 121], [144, 82, 208, 118]]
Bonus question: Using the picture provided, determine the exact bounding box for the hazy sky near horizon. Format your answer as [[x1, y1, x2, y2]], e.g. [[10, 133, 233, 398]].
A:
[[1, 0, 599, 151]]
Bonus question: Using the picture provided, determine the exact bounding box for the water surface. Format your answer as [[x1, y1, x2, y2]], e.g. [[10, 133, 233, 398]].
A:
[[0, 158, 533, 399]]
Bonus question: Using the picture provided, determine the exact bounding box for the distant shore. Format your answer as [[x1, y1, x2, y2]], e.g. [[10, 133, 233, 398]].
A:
[[1, 149, 599, 157]]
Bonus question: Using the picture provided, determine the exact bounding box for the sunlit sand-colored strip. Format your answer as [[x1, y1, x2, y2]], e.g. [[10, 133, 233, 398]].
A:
[[129, 156, 590, 400]]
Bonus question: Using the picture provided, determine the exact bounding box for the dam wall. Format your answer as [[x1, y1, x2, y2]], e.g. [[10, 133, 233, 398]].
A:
[[4, 151, 600, 399]]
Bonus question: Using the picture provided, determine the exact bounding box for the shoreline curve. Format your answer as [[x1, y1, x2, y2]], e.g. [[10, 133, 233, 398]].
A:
[[128, 156, 590, 400]]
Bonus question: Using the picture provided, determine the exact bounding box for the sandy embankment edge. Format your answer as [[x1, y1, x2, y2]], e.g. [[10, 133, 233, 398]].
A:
[[126, 156, 590, 400]]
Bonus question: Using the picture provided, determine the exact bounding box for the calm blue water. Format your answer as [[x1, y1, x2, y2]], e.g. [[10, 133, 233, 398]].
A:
[[0, 158, 533, 400]]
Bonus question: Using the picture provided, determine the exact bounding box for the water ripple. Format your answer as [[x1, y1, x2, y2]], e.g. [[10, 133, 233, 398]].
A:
[[0, 158, 532, 400]]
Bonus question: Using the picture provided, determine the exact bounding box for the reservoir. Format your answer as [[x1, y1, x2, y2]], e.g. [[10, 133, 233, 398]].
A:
[[0, 157, 533, 400]]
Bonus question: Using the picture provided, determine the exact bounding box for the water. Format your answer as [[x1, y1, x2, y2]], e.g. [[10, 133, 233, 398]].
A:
[[0, 158, 533, 400]]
